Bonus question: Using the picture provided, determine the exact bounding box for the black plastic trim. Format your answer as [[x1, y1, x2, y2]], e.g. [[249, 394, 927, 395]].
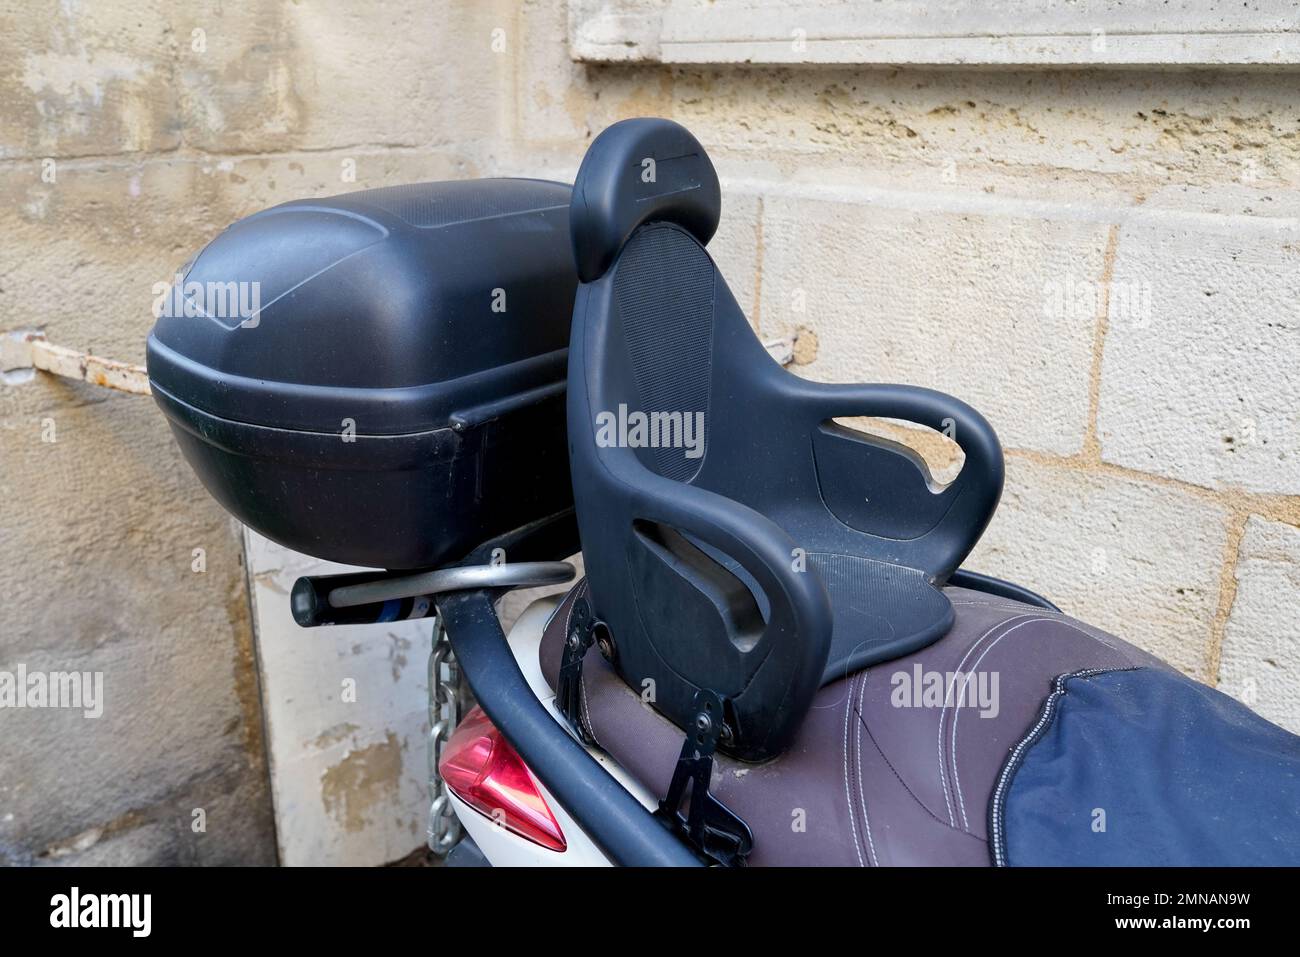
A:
[[436, 587, 701, 867], [948, 568, 1061, 612]]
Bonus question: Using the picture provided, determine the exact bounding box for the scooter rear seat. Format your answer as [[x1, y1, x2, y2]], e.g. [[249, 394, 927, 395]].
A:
[[540, 579, 1163, 866]]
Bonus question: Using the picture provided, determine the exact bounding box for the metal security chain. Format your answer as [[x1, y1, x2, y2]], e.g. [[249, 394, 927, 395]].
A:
[[426, 617, 464, 856]]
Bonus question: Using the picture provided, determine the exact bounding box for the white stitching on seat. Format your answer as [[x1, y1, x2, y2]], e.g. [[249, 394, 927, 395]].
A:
[[842, 672, 866, 867], [855, 670, 879, 866], [936, 613, 1038, 826], [948, 600, 1061, 614], [949, 618, 1128, 830], [948, 600, 1126, 649]]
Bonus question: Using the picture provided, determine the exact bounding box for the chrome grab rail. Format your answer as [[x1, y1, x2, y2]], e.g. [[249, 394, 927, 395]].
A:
[[327, 561, 575, 609]]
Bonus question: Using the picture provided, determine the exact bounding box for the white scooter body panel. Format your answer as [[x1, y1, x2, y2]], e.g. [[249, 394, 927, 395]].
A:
[[449, 595, 657, 867]]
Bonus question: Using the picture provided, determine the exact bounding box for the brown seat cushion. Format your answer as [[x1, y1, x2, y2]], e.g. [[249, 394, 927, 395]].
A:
[[541, 579, 1164, 866]]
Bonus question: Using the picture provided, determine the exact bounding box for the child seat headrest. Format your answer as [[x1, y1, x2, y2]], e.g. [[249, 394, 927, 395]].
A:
[[569, 117, 721, 282]]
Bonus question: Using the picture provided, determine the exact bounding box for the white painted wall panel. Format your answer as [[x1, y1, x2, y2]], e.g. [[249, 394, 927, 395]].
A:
[[244, 530, 430, 867]]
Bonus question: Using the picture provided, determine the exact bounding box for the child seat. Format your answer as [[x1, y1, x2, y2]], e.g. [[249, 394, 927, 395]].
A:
[[565, 118, 1004, 761]]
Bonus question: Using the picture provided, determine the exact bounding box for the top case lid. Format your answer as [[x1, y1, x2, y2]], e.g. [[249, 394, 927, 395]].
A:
[[146, 178, 575, 436]]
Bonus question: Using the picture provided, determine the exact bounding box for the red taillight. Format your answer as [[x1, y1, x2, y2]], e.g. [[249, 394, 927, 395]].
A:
[[439, 705, 566, 852]]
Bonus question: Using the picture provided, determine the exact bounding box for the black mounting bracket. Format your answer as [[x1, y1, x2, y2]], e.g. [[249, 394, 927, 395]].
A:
[[655, 689, 754, 866], [556, 596, 596, 745]]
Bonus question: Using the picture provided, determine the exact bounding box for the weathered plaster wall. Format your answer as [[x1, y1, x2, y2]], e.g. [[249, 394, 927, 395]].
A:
[[2, 0, 1297, 867], [0, 0, 505, 865]]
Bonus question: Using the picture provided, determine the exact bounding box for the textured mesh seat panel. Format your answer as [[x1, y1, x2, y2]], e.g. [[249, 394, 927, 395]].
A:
[[676, 539, 953, 683], [614, 225, 715, 483], [808, 552, 953, 683]]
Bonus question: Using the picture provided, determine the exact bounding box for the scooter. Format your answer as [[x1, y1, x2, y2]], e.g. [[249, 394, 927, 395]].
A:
[[147, 118, 1300, 867]]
